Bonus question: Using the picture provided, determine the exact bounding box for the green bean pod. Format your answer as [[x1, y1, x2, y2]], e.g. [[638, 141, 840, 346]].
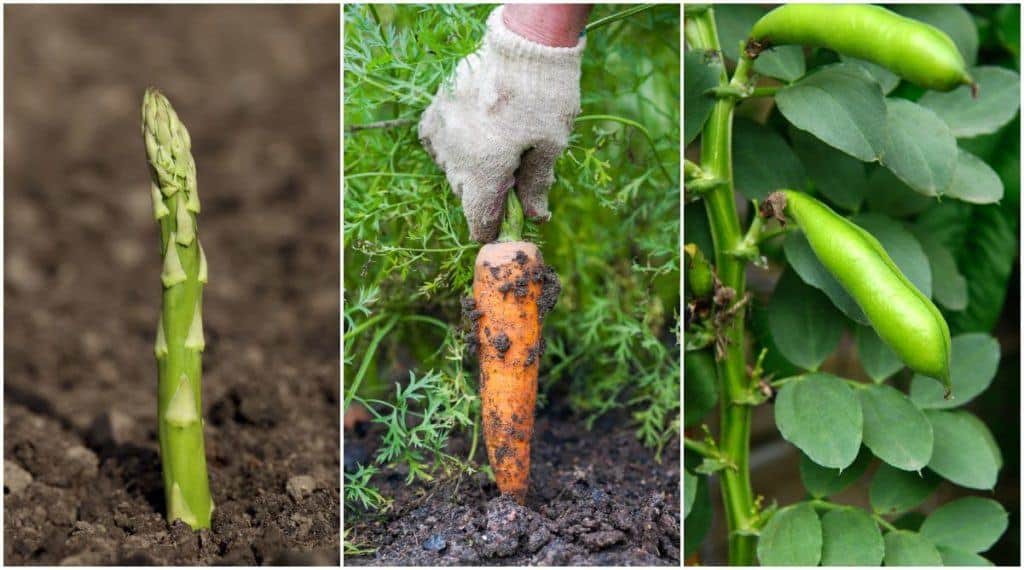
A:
[[750, 4, 972, 92], [780, 191, 952, 395]]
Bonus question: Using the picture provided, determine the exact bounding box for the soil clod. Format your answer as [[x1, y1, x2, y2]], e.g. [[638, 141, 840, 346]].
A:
[[286, 475, 318, 502], [494, 445, 514, 465], [491, 332, 511, 355], [524, 339, 546, 366], [423, 534, 447, 552], [535, 265, 561, 320], [479, 496, 545, 558], [513, 276, 530, 298], [581, 529, 626, 549], [4, 462, 33, 496], [461, 296, 483, 355]]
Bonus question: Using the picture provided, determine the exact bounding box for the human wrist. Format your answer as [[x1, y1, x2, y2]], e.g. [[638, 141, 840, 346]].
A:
[[502, 4, 591, 48], [485, 6, 587, 85]]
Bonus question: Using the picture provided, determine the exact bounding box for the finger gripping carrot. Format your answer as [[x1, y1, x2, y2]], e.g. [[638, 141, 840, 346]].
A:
[[472, 194, 559, 504]]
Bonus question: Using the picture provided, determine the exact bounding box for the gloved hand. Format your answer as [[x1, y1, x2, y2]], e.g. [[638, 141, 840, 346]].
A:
[[419, 6, 586, 242]]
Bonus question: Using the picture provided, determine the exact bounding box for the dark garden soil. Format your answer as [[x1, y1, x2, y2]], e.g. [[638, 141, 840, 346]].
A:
[[345, 407, 680, 566], [4, 5, 340, 565]]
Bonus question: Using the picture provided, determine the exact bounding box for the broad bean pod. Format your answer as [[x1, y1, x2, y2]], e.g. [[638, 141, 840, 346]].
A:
[[776, 190, 952, 395], [749, 4, 972, 92]]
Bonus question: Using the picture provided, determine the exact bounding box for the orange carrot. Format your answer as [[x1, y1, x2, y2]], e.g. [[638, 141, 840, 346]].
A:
[[471, 193, 558, 504]]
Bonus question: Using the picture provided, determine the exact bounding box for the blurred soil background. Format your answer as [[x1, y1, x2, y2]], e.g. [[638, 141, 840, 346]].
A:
[[4, 4, 340, 564]]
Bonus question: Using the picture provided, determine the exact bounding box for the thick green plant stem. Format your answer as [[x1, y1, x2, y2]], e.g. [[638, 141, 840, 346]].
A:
[[686, 9, 756, 565], [497, 191, 524, 243], [142, 88, 213, 530]]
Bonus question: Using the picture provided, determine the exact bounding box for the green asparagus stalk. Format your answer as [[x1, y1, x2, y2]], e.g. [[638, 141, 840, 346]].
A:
[[142, 88, 213, 529]]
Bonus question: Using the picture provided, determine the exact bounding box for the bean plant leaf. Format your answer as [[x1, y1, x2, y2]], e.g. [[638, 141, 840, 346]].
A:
[[783, 232, 867, 325], [881, 98, 958, 196], [864, 166, 935, 218], [733, 118, 806, 200], [684, 203, 714, 266], [683, 50, 722, 145], [893, 4, 979, 66], [958, 127, 1005, 162], [995, 4, 1020, 58], [684, 470, 697, 519], [950, 204, 1017, 332], [990, 117, 1020, 213], [775, 373, 862, 469], [776, 63, 888, 162], [913, 229, 967, 311], [937, 546, 995, 566], [855, 325, 904, 383], [799, 447, 871, 499], [893, 511, 927, 532], [915, 199, 971, 248], [712, 4, 762, 61], [749, 300, 802, 380], [883, 530, 943, 566], [841, 55, 900, 94], [684, 349, 718, 427], [920, 497, 1008, 553], [714, 4, 805, 81], [820, 508, 884, 566], [757, 502, 823, 566], [942, 148, 1004, 204], [858, 384, 933, 471], [869, 463, 940, 515], [791, 128, 867, 211], [768, 270, 844, 371], [910, 333, 1000, 409], [683, 462, 712, 557], [919, 67, 1021, 138], [752, 47, 806, 83], [926, 410, 1002, 490]]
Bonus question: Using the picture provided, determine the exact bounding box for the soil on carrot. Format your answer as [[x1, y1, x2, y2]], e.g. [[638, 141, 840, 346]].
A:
[[460, 259, 561, 361], [344, 407, 680, 566], [534, 265, 562, 320], [4, 5, 339, 565]]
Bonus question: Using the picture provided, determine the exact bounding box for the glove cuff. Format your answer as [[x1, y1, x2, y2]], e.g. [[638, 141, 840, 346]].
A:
[[485, 6, 586, 76]]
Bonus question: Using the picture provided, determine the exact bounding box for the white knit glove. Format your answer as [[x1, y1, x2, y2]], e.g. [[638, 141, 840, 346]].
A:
[[419, 6, 586, 242]]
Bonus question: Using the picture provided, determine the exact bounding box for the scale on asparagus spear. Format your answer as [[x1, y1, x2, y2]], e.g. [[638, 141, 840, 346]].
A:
[[142, 88, 213, 529]]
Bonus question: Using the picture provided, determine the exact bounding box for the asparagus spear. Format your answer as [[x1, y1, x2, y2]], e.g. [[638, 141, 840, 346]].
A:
[[142, 88, 213, 529]]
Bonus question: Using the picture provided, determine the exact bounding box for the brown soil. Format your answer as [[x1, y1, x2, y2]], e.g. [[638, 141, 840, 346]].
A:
[[4, 5, 340, 565], [345, 408, 680, 566]]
